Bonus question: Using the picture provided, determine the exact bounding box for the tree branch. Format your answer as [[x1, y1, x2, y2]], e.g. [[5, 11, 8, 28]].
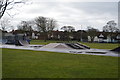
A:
[[0, 0, 8, 19]]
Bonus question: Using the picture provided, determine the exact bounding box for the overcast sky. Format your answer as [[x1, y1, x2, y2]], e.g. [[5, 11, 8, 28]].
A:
[[1, 0, 119, 31]]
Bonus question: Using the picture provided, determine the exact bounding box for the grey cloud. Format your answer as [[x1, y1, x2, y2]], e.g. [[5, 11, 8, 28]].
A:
[[67, 2, 118, 15], [7, 1, 118, 31]]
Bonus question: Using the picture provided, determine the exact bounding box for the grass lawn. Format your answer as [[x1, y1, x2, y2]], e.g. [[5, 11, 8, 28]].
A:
[[80, 42, 119, 50], [30, 40, 119, 49], [2, 48, 118, 78]]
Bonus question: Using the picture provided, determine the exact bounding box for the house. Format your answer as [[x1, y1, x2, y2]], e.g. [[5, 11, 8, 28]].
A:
[[32, 32, 39, 39], [97, 32, 120, 43], [88, 32, 120, 43], [98, 34, 104, 42], [93, 36, 99, 42]]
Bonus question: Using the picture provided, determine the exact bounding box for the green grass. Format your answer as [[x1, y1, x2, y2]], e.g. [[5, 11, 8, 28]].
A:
[[3, 48, 118, 78], [80, 42, 119, 50], [30, 40, 119, 49]]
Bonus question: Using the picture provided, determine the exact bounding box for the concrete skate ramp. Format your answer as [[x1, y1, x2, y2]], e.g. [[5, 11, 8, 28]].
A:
[[19, 40, 29, 46], [76, 43, 90, 49], [65, 43, 84, 49], [65, 43, 90, 49], [40, 43, 90, 50], [40, 43, 72, 49], [111, 46, 120, 52]]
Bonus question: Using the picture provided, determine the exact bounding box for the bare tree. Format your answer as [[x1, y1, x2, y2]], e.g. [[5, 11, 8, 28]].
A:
[[0, 17, 11, 31], [61, 26, 75, 32], [103, 20, 120, 42], [35, 16, 47, 33], [35, 16, 57, 41], [61, 26, 75, 41], [47, 18, 57, 32], [18, 21, 32, 31], [0, 0, 27, 19], [87, 26, 99, 42], [103, 20, 119, 32], [17, 20, 34, 39]]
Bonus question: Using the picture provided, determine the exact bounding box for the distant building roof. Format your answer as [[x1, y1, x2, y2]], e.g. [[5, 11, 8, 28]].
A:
[[99, 34, 104, 38]]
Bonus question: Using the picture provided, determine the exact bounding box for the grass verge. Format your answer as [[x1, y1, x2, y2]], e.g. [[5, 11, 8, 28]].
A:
[[2, 48, 118, 78]]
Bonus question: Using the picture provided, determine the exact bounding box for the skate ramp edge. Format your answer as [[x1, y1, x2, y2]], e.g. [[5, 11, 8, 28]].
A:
[[19, 40, 29, 46]]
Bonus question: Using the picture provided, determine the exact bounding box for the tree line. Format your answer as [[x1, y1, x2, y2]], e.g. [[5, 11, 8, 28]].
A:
[[1, 15, 120, 43]]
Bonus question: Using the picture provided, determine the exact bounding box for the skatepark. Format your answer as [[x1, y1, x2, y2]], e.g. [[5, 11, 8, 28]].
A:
[[0, 33, 119, 57], [0, 38, 119, 57]]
